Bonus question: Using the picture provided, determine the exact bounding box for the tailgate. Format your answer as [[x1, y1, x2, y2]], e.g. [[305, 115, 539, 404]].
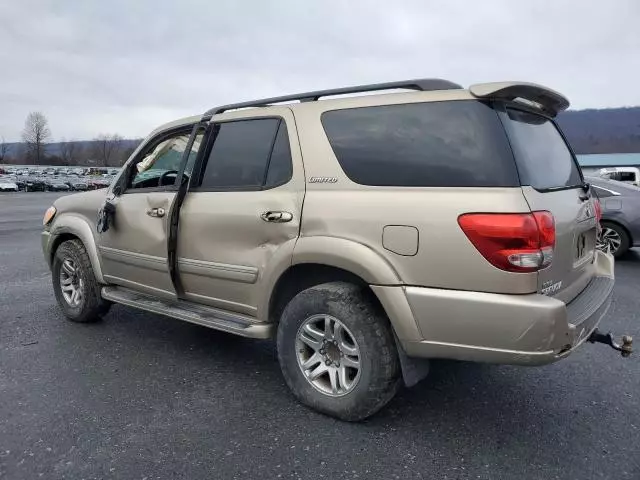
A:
[[500, 106, 598, 303], [521, 186, 598, 302]]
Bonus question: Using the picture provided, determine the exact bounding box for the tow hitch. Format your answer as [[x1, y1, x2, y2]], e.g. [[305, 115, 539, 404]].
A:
[[587, 329, 633, 357]]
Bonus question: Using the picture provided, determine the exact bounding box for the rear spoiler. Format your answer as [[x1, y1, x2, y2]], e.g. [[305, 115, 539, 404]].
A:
[[469, 82, 570, 117]]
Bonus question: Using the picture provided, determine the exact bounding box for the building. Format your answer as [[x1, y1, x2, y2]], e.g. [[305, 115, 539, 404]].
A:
[[577, 153, 640, 175]]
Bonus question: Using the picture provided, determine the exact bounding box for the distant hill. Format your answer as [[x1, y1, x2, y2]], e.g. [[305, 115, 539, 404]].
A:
[[3, 139, 141, 158], [557, 107, 640, 154], [3, 106, 640, 166]]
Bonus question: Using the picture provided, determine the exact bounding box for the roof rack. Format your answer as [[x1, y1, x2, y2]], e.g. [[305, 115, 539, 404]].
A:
[[203, 78, 462, 117]]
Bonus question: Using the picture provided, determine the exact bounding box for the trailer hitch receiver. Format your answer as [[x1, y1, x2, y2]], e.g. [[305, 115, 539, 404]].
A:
[[587, 329, 633, 358]]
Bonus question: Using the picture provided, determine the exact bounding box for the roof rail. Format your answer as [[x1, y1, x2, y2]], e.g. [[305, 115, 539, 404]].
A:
[[203, 78, 462, 117]]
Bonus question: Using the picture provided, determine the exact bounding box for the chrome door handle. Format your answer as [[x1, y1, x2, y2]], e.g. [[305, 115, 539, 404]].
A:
[[260, 211, 293, 223], [146, 207, 166, 218]]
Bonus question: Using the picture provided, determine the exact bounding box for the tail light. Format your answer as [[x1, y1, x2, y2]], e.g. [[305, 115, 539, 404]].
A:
[[458, 211, 555, 273], [594, 199, 602, 222]]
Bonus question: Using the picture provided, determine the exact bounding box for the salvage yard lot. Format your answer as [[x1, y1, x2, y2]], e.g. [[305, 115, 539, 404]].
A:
[[1, 192, 639, 480]]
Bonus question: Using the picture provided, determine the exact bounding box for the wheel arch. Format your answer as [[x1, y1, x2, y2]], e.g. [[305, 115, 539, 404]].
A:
[[49, 215, 105, 284]]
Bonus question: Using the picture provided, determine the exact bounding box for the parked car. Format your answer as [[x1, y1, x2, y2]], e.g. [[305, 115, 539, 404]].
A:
[[67, 180, 88, 191], [42, 79, 628, 421], [0, 178, 19, 192], [88, 179, 110, 190], [588, 176, 640, 256], [598, 167, 640, 187], [24, 177, 46, 192], [45, 179, 71, 192]]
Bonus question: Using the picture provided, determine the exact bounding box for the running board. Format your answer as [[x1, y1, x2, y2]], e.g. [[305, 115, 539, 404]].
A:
[[101, 286, 273, 339]]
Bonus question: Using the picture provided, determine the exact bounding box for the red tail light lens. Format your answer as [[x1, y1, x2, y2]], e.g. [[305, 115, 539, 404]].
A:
[[594, 199, 602, 223], [458, 211, 555, 273]]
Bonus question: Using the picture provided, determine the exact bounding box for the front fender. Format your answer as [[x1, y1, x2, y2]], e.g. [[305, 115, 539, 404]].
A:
[[48, 214, 105, 284]]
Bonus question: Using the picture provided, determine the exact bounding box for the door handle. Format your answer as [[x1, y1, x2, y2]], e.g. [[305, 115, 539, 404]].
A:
[[146, 207, 166, 218], [260, 211, 293, 223]]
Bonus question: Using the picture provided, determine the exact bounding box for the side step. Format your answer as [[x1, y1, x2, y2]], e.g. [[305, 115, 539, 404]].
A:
[[101, 286, 274, 339]]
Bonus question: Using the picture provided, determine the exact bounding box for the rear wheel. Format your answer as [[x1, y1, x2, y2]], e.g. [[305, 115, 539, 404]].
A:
[[598, 222, 630, 257], [52, 239, 111, 322], [277, 282, 400, 421]]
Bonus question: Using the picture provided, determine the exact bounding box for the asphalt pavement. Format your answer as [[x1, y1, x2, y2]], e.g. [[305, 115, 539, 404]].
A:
[[1, 192, 639, 480]]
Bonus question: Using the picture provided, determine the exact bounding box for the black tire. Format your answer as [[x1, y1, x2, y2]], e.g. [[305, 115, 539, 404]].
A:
[[52, 239, 111, 322], [277, 282, 401, 421], [601, 221, 630, 258]]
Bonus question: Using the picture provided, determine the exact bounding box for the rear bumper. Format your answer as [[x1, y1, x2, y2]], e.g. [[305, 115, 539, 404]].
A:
[[376, 250, 615, 366]]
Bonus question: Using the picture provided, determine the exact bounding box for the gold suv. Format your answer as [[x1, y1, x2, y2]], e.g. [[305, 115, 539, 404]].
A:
[[42, 79, 618, 420]]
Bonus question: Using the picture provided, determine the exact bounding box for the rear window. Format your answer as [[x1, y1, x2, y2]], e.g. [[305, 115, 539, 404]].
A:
[[321, 101, 519, 187], [503, 108, 582, 190]]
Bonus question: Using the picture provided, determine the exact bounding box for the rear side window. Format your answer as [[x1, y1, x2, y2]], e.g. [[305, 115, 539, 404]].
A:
[[321, 101, 519, 187], [503, 109, 582, 190], [265, 122, 293, 187], [200, 118, 292, 189]]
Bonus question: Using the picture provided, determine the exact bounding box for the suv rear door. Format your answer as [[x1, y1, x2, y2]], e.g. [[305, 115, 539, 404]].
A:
[[499, 106, 599, 303]]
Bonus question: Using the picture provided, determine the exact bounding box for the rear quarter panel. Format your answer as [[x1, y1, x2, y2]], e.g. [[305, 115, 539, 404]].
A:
[[292, 100, 538, 294]]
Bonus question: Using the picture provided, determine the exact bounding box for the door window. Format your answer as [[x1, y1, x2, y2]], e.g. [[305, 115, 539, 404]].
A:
[[127, 130, 204, 191], [199, 118, 292, 190]]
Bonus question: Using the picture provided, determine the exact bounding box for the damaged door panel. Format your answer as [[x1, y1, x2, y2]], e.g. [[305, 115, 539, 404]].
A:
[[97, 125, 204, 298]]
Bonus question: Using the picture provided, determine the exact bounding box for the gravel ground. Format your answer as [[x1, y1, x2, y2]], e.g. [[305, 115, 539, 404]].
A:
[[1, 192, 639, 480]]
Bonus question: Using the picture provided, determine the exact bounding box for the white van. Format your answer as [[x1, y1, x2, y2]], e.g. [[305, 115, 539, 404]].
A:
[[598, 167, 640, 186]]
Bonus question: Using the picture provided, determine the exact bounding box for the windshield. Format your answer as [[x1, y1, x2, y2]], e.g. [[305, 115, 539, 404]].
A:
[[502, 108, 582, 190]]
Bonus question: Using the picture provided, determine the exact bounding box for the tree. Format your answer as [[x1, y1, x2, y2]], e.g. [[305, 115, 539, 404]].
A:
[[93, 134, 123, 167], [0, 137, 9, 163], [60, 138, 80, 166], [21, 112, 51, 165]]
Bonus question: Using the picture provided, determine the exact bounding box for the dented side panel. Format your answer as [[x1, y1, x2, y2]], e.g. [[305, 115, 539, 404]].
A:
[[98, 192, 176, 297]]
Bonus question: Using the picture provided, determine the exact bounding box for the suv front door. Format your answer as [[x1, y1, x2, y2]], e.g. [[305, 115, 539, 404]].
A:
[[177, 109, 304, 317], [98, 126, 204, 298]]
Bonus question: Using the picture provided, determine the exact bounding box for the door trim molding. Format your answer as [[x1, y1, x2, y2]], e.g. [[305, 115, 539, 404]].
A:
[[178, 257, 258, 284], [99, 246, 168, 273]]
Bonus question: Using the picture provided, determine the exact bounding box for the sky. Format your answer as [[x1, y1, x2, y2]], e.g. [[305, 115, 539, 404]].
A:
[[1, 0, 639, 142]]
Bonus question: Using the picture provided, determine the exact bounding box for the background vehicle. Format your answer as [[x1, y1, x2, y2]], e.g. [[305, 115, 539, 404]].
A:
[[42, 79, 619, 421], [598, 167, 640, 187], [588, 176, 640, 256], [44, 179, 71, 192], [24, 177, 45, 192], [0, 177, 19, 192], [66, 179, 89, 191]]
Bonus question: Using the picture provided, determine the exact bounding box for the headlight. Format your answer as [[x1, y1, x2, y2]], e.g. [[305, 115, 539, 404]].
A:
[[43, 206, 57, 226]]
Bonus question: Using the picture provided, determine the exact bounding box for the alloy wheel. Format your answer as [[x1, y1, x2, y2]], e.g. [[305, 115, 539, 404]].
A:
[[295, 314, 362, 397], [59, 258, 84, 307], [597, 226, 622, 254]]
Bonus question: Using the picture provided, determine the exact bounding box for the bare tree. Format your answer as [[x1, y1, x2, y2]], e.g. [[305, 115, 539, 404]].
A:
[[0, 137, 9, 163], [60, 138, 79, 166], [93, 134, 123, 167], [21, 112, 51, 165]]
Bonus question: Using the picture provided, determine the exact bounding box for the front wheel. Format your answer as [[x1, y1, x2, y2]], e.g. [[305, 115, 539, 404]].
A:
[[277, 282, 401, 421], [52, 239, 111, 322]]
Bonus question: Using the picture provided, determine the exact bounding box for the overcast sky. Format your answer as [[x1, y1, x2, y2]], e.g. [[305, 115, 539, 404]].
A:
[[2, 0, 639, 142]]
